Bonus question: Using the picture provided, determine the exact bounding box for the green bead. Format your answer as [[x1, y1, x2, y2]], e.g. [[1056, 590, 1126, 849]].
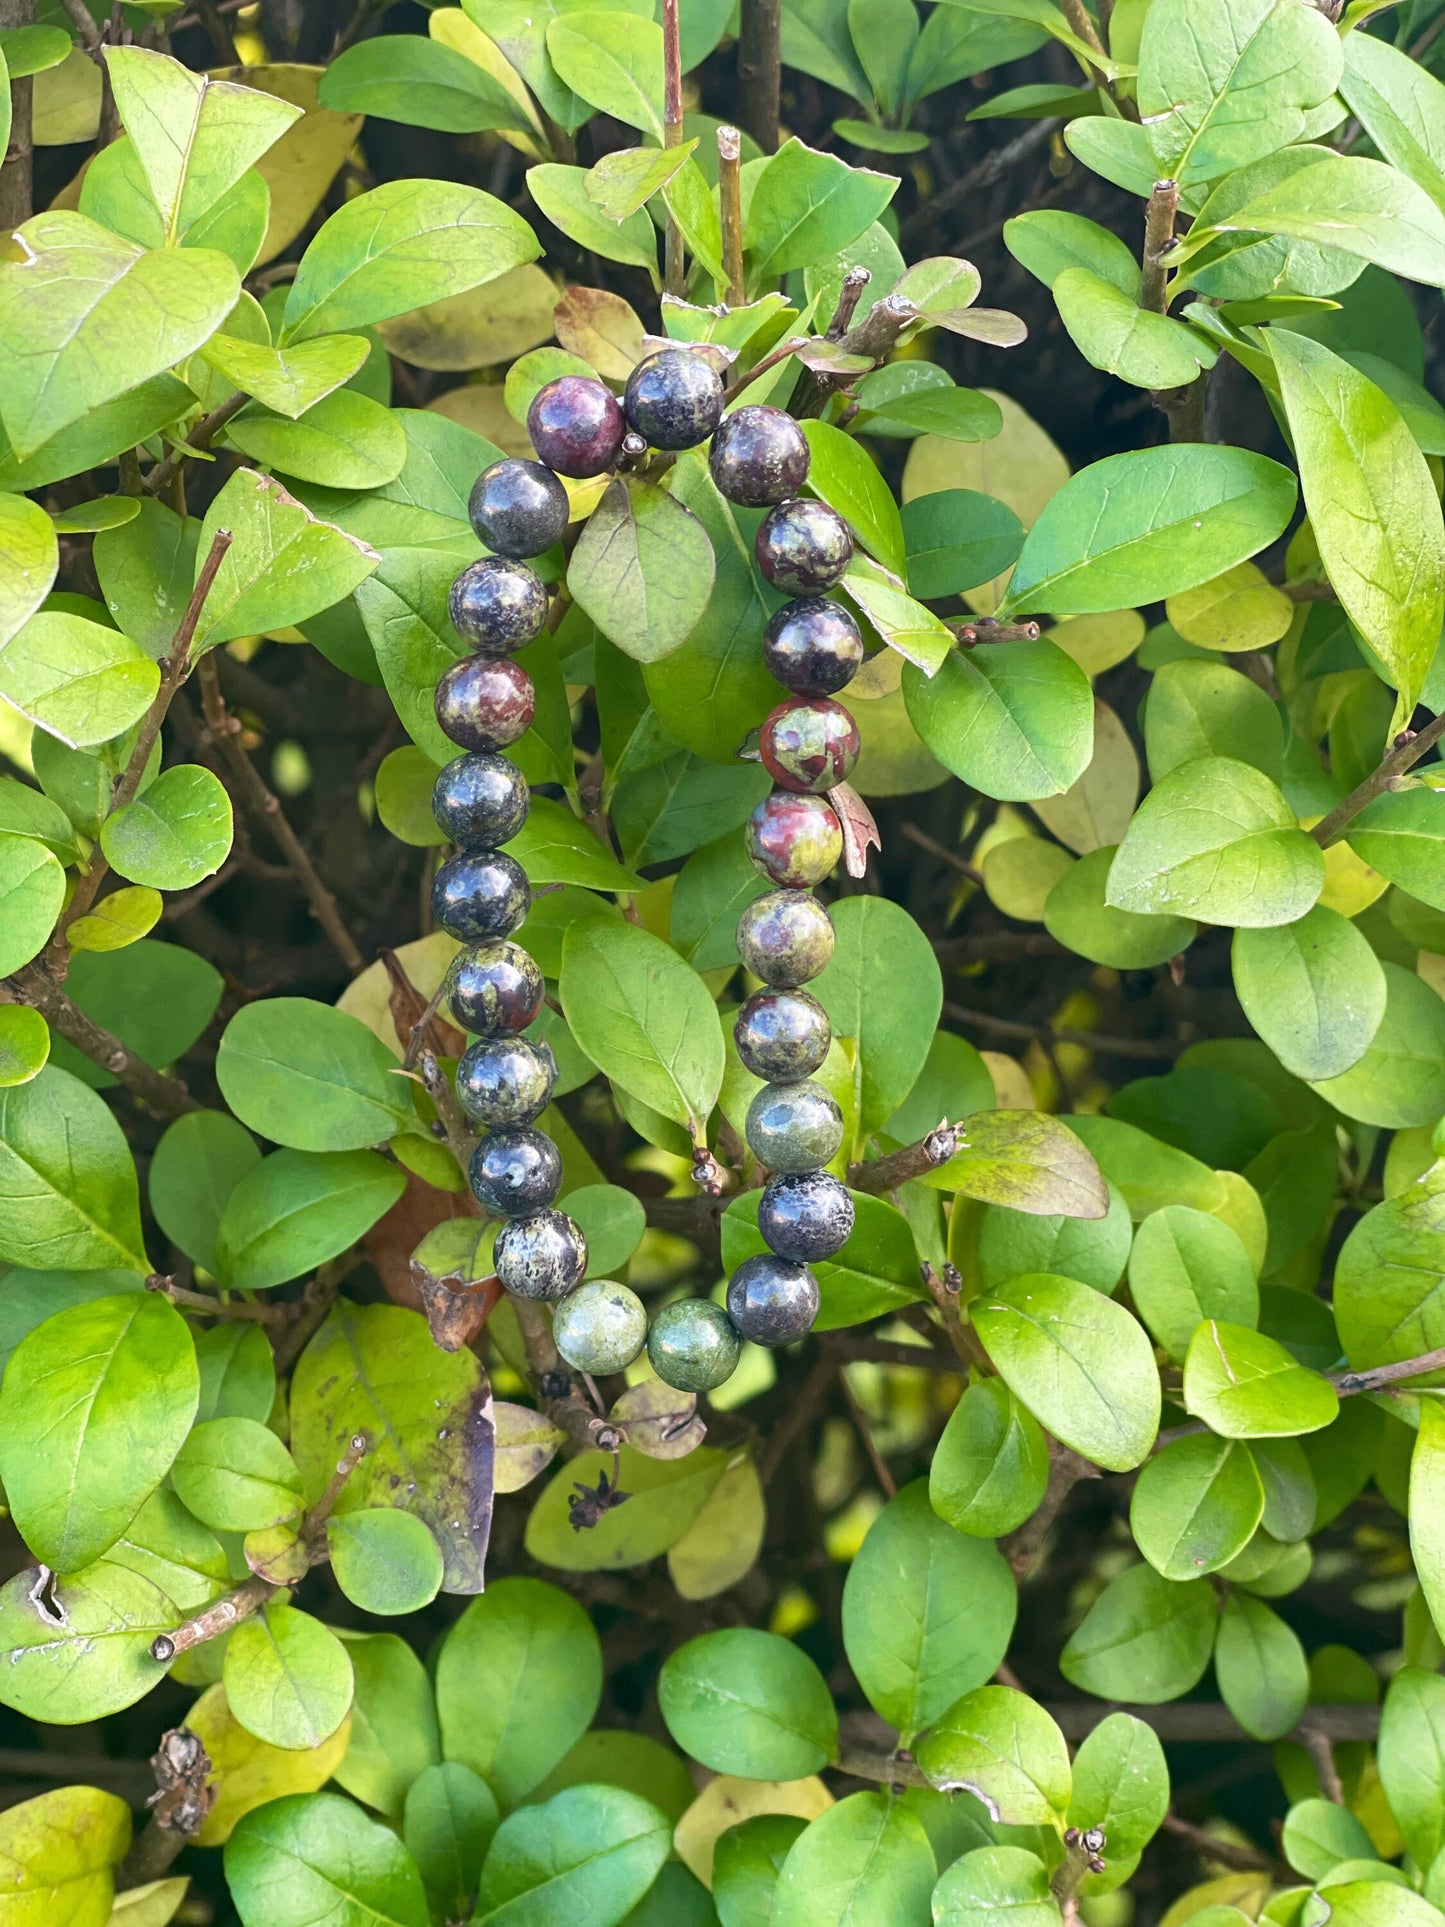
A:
[[745, 1078, 844, 1174], [552, 1281, 648, 1375], [647, 1299, 742, 1393]]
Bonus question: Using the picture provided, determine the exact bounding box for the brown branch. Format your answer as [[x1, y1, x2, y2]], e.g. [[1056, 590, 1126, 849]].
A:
[[718, 125, 744, 302], [1309, 709, 1445, 848], [737, 0, 780, 154], [1141, 179, 1180, 314], [942, 1001, 1177, 1061], [899, 822, 984, 885], [54, 0, 101, 52], [0, 0, 34, 229], [849, 1121, 964, 1194], [198, 655, 367, 974], [270, 1254, 350, 1373], [146, 1274, 281, 1322], [1301, 1723, 1345, 1804], [901, 118, 1058, 245], [955, 617, 1041, 646], [7, 962, 200, 1116], [834, 1358, 896, 1498], [1282, 580, 1338, 602], [1332, 1344, 1445, 1395], [1160, 1813, 1281, 1875], [192, 0, 239, 62], [921, 1261, 989, 1370], [757, 1352, 835, 1487], [661, 0, 684, 298], [933, 932, 1068, 964], [722, 334, 809, 402], [826, 266, 872, 342], [142, 390, 246, 498], [826, 1334, 963, 1373], [1000, 1441, 1100, 1577]]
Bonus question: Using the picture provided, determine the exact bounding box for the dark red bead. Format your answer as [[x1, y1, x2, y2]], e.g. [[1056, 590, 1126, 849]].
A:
[[435, 656, 535, 753], [745, 792, 842, 889], [527, 376, 625, 479], [759, 697, 859, 794]]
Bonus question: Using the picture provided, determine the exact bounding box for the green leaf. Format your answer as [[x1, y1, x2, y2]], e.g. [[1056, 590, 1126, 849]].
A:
[[1130, 1434, 1265, 1580], [527, 164, 659, 280], [193, 1324, 275, 1431], [973, 1272, 1161, 1472], [100, 763, 232, 890], [1378, 1665, 1445, 1870], [0, 1558, 178, 1723], [977, 1182, 1131, 1296], [217, 997, 414, 1152], [327, 1509, 444, 1617], [842, 1481, 1015, 1742], [843, 555, 955, 676], [402, 1763, 497, 1923], [149, 1108, 261, 1276], [547, 11, 663, 137], [660, 1628, 836, 1779], [900, 491, 1024, 600], [1271, 331, 1444, 726], [567, 476, 715, 665], [589, 139, 697, 223], [1232, 906, 1386, 1082], [1054, 269, 1216, 388], [1183, 1319, 1339, 1437], [1348, 788, 1445, 912], [1144, 657, 1284, 784], [318, 35, 531, 133], [810, 895, 941, 1138], [0, 1784, 131, 1925], [1059, 1563, 1217, 1702], [473, 1787, 671, 1926], [1215, 152, 1445, 286], [1128, 1205, 1259, 1364], [1107, 756, 1324, 928], [526, 1441, 726, 1567], [0, 490, 58, 647], [1066, 1712, 1169, 1861], [0, 1065, 148, 1272], [200, 332, 371, 419], [49, 940, 220, 1096], [1214, 1591, 1308, 1739], [435, 1577, 601, 1806], [1339, 29, 1445, 219], [1412, 1399, 1445, 1653], [172, 1416, 303, 1532], [915, 1684, 1070, 1824], [931, 1845, 1061, 1927], [224, 1601, 354, 1750], [0, 1291, 196, 1572], [67, 883, 162, 953], [929, 1377, 1050, 1538], [511, 794, 644, 891], [1281, 1796, 1380, 1882], [771, 1793, 935, 1927], [0, 211, 239, 459], [0, 25, 70, 77], [0, 1005, 49, 1088], [103, 46, 300, 240], [224, 1791, 429, 1927], [713, 1815, 807, 1926], [902, 639, 1094, 802], [1309, 961, 1445, 1128], [1044, 845, 1200, 970], [225, 391, 407, 491], [0, 611, 159, 749], [0, 832, 63, 976], [560, 918, 723, 1134], [331, 1633, 439, 1822], [859, 383, 1004, 444], [193, 469, 378, 650], [924, 1110, 1110, 1218], [1335, 1163, 1445, 1370], [1005, 208, 1141, 296], [292, 1301, 494, 1596], [1136, 0, 1342, 187], [745, 137, 896, 280], [1001, 446, 1296, 616], [802, 419, 905, 575], [215, 1147, 405, 1290]]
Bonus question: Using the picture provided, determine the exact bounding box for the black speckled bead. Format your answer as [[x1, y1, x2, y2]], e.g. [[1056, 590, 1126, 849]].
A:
[[435, 656, 535, 753], [726, 1254, 819, 1346], [432, 753, 530, 850], [737, 890, 835, 988], [734, 988, 831, 1082], [456, 1034, 556, 1128], [494, 1207, 588, 1300], [432, 849, 530, 943], [756, 499, 854, 595], [647, 1299, 742, 1393], [449, 558, 550, 654], [469, 1125, 563, 1217], [758, 1171, 854, 1262], [709, 405, 810, 507], [763, 598, 864, 696], [446, 940, 544, 1036], [745, 1078, 844, 1174], [623, 349, 725, 450], [468, 459, 569, 558]]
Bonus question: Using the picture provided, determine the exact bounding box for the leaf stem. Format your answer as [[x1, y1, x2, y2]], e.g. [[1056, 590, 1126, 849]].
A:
[[142, 390, 246, 499], [1140, 179, 1179, 314], [1308, 708, 1445, 848]]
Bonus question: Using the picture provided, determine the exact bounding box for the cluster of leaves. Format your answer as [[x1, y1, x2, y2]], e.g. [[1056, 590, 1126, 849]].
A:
[[3, 0, 1445, 1921]]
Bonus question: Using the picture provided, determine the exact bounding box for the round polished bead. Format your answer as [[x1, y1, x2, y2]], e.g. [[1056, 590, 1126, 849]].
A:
[[456, 1035, 556, 1128], [736, 890, 835, 987], [758, 1170, 854, 1262], [726, 1254, 819, 1346], [708, 405, 810, 506], [431, 849, 530, 943], [468, 1125, 562, 1217], [446, 939, 544, 1036], [623, 349, 725, 450], [435, 656, 535, 753], [734, 989, 831, 1082], [528, 375, 626, 478], [756, 499, 854, 595], [494, 1208, 588, 1300], [745, 1078, 843, 1173], [432, 753, 530, 850], [647, 1299, 742, 1393], [468, 459, 569, 558], [759, 697, 860, 795], [763, 597, 864, 696], [553, 1281, 648, 1374], [449, 558, 549, 654], [745, 792, 842, 889]]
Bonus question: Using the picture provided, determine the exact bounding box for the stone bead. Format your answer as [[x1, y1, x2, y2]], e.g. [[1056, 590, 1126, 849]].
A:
[[468, 459, 569, 558], [736, 890, 835, 987], [431, 849, 530, 943], [708, 404, 810, 506], [745, 792, 842, 889], [758, 1170, 854, 1262], [755, 499, 854, 595], [734, 989, 831, 1082], [759, 697, 860, 795], [623, 349, 725, 450], [745, 1078, 843, 1174], [527, 375, 625, 478], [455, 1035, 556, 1128], [468, 1125, 563, 1217], [446, 940, 544, 1036], [432, 752, 531, 851], [762, 597, 864, 696], [647, 1299, 742, 1393], [494, 1208, 588, 1300], [435, 656, 535, 753], [449, 558, 549, 654], [553, 1281, 649, 1375], [726, 1254, 819, 1346]]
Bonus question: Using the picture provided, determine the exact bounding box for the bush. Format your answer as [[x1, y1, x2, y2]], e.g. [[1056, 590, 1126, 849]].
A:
[[1, 0, 1445, 1921]]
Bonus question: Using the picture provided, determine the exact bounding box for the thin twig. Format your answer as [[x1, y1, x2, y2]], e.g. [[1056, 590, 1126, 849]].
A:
[[1309, 709, 1445, 848], [54, 0, 101, 52], [661, 0, 685, 298], [722, 334, 809, 403], [899, 822, 984, 884], [6, 963, 200, 1116], [1160, 1813, 1281, 1875], [834, 1359, 897, 1498], [1301, 1724, 1345, 1804], [1000, 1441, 1100, 1577], [145, 1275, 281, 1323], [942, 1002, 1177, 1061], [849, 1122, 964, 1194], [901, 119, 1057, 244], [737, 0, 781, 154], [1140, 179, 1179, 314], [718, 126, 744, 302], [142, 390, 246, 498]]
